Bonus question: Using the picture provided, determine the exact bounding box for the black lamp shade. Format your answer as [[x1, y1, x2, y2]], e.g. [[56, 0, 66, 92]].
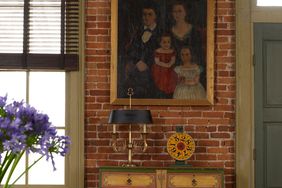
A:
[[108, 110, 153, 124]]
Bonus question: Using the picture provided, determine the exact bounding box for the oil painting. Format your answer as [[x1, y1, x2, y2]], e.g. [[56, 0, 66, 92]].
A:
[[110, 0, 214, 105]]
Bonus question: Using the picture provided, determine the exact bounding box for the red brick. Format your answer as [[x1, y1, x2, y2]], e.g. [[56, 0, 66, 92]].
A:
[[97, 147, 115, 153], [196, 154, 217, 160], [152, 155, 171, 160], [86, 153, 108, 160], [216, 37, 229, 43], [216, 56, 236, 62], [218, 125, 234, 131], [218, 154, 235, 160], [97, 22, 111, 28], [216, 29, 235, 36], [195, 126, 217, 132], [142, 161, 165, 167], [159, 111, 183, 118], [108, 154, 128, 160], [208, 162, 225, 168], [212, 132, 232, 138], [89, 90, 110, 96], [195, 147, 207, 153], [207, 148, 229, 153], [198, 140, 220, 146], [96, 96, 110, 103], [190, 133, 209, 139], [164, 119, 187, 124], [225, 161, 235, 167], [209, 118, 232, 124], [96, 160, 119, 166], [86, 42, 110, 49], [217, 91, 236, 98], [203, 112, 224, 118], [86, 2, 109, 8], [188, 119, 209, 124], [221, 140, 235, 146], [215, 85, 227, 91]]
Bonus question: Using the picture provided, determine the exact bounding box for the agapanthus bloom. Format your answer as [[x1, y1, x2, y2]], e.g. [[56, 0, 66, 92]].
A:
[[0, 96, 70, 187]]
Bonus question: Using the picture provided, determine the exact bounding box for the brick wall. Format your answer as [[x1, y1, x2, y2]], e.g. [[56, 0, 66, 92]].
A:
[[85, 0, 236, 187]]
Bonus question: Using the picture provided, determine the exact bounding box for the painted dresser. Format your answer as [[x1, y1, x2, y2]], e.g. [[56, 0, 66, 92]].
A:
[[99, 166, 224, 188]]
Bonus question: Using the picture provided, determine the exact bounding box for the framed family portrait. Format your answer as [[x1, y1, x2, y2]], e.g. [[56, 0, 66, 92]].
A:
[[110, 0, 214, 106]]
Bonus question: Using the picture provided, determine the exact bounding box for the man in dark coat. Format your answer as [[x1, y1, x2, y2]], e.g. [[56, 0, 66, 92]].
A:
[[122, 3, 162, 98]]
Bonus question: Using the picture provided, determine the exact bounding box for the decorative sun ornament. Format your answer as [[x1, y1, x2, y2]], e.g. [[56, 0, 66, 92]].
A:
[[167, 132, 195, 161]]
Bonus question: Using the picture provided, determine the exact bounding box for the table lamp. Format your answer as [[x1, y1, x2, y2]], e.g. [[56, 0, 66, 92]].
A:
[[108, 88, 153, 166]]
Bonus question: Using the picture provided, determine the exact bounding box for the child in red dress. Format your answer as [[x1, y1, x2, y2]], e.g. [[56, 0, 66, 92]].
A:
[[151, 34, 177, 97]]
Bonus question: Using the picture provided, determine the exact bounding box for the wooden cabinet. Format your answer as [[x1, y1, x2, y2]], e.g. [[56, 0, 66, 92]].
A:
[[99, 167, 224, 188]]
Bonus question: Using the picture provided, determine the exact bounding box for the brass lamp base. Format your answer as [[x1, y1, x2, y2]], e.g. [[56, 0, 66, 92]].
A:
[[122, 163, 136, 167]]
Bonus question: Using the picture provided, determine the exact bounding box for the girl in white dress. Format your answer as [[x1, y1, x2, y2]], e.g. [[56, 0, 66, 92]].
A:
[[173, 47, 206, 99]]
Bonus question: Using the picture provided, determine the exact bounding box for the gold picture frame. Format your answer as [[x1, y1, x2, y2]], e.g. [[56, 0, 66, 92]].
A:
[[110, 0, 214, 106]]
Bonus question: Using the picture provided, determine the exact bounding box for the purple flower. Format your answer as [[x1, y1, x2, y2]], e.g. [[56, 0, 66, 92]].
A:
[[0, 96, 70, 171], [0, 95, 7, 108]]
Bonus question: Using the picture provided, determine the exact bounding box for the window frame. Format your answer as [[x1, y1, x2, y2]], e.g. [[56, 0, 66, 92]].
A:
[[65, 1, 84, 187], [64, 0, 85, 185]]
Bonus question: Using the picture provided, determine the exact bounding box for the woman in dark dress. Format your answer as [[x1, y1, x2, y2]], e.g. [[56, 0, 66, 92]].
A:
[[169, 1, 202, 66]]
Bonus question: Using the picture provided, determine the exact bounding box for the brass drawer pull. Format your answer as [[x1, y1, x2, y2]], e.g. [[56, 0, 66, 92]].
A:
[[126, 176, 132, 185], [192, 178, 197, 187]]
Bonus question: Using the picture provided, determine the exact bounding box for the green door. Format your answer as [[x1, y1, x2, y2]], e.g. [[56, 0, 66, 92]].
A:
[[254, 23, 282, 188]]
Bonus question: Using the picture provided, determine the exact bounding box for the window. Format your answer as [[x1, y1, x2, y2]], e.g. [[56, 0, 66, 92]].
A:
[[0, 71, 66, 185], [0, 0, 83, 187], [0, 70, 83, 187], [257, 0, 282, 6]]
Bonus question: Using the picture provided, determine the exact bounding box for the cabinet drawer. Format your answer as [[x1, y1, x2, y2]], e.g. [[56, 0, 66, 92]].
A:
[[167, 173, 222, 188], [101, 172, 156, 188]]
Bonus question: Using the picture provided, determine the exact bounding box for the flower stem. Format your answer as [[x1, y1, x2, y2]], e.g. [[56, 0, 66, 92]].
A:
[[0, 152, 16, 184], [3, 151, 24, 188], [0, 151, 10, 180], [0, 151, 10, 169], [7, 155, 44, 188]]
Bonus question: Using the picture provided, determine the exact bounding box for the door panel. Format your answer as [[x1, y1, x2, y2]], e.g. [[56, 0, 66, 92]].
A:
[[265, 41, 282, 105], [266, 124, 282, 187], [264, 108, 282, 122], [254, 23, 282, 188]]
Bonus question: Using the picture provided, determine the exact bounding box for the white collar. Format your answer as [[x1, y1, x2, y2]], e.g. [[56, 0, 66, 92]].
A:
[[144, 23, 157, 31]]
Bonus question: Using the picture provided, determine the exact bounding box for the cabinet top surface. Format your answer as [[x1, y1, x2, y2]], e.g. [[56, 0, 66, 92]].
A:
[[99, 166, 224, 173]]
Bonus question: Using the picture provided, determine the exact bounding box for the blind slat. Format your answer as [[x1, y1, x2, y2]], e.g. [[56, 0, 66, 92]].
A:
[[0, 0, 79, 71]]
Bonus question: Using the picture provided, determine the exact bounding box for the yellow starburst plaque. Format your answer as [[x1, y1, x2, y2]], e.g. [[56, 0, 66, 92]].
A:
[[167, 133, 195, 161]]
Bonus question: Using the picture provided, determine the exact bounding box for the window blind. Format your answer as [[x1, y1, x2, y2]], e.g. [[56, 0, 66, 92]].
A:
[[0, 0, 79, 70]]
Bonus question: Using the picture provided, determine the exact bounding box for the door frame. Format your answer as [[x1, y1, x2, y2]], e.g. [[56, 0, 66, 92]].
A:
[[236, 0, 282, 188], [236, 0, 254, 187]]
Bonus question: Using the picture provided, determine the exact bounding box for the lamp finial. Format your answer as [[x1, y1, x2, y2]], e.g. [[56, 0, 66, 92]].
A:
[[127, 88, 134, 109]]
